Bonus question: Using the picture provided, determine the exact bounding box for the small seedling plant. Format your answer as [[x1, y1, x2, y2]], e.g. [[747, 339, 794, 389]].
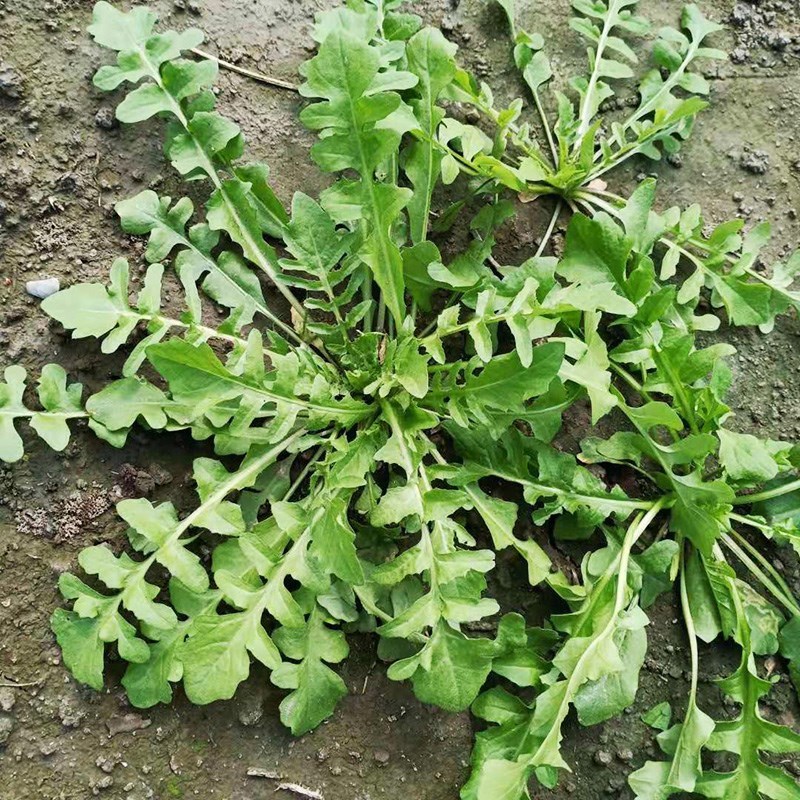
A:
[[4, 1, 800, 797]]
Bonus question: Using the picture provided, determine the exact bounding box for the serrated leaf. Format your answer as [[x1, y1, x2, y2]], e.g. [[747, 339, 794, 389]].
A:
[[391, 620, 495, 711], [271, 606, 349, 735], [182, 610, 281, 703]]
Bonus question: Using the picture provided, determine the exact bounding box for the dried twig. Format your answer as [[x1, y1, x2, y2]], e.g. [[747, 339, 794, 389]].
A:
[[247, 772, 324, 800], [0, 676, 41, 688], [361, 660, 377, 695], [191, 48, 299, 92], [246, 768, 280, 780], [275, 783, 324, 800]]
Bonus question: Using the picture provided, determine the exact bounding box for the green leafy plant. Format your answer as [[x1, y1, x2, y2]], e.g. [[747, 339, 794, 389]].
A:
[[4, 1, 800, 798]]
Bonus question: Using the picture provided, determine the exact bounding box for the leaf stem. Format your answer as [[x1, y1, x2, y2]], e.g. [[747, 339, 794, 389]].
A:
[[575, 0, 621, 143], [285, 445, 328, 502], [719, 529, 800, 616], [417, 291, 461, 339], [429, 442, 658, 514], [411, 129, 483, 178], [120, 310, 252, 350], [732, 477, 800, 506], [679, 542, 701, 704], [574, 190, 621, 217], [616, 499, 667, 608], [728, 524, 800, 613], [533, 90, 559, 167], [137, 47, 310, 331], [376, 298, 387, 333], [535, 200, 563, 257]]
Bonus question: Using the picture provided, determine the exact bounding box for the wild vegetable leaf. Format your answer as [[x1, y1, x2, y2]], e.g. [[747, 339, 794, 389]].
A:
[[300, 24, 416, 324], [271, 605, 349, 735], [0, 364, 85, 462], [114, 190, 277, 330], [426, 344, 565, 429], [388, 619, 495, 712], [642, 702, 673, 732], [121, 580, 220, 707], [404, 28, 458, 243]]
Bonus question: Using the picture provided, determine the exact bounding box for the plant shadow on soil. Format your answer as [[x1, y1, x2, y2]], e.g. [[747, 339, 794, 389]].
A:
[[2, 0, 800, 798]]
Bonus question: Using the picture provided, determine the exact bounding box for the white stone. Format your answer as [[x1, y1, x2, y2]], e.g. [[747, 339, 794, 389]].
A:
[[25, 277, 60, 299]]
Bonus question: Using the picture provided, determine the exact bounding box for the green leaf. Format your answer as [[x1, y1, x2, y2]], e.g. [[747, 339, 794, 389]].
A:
[[718, 429, 781, 484], [205, 177, 284, 282], [30, 365, 83, 450], [558, 312, 617, 423], [272, 606, 349, 735], [669, 473, 733, 557], [431, 344, 565, 427], [697, 592, 800, 800], [115, 190, 270, 327], [122, 581, 220, 708], [573, 607, 648, 725], [148, 337, 370, 432], [169, 108, 241, 176], [390, 620, 495, 712], [685, 549, 726, 643], [0, 365, 85, 462], [86, 378, 169, 433], [523, 51, 553, 92], [88, 1, 159, 51], [642, 701, 673, 732], [629, 701, 715, 799], [710, 274, 774, 327], [301, 28, 415, 324], [557, 212, 633, 302], [404, 27, 457, 243], [182, 610, 281, 703], [491, 614, 556, 688], [232, 163, 288, 237], [42, 280, 124, 339], [309, 493, 364, 585], [402, 241, 445, 311], [51, 609, 106, 691], [462, 483, 551, 585]]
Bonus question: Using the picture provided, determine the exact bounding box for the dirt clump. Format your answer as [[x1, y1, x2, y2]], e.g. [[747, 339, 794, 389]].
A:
[[728, 0, 800, 64]]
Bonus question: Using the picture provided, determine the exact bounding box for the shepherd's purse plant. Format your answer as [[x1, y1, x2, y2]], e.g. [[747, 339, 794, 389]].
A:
[[4, 1, 800, 798]]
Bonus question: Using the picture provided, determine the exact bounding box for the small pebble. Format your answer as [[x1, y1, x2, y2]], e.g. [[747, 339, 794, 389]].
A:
[[739, 147, 770, 175], [594, 749, 613, 766], [0, 716, 13, 745], [39, 741, 58, 756], [25, 277, 60, 299], [94, 107, 117, 130], [0, 62, 23, 100], [0, 688, 15, 712]]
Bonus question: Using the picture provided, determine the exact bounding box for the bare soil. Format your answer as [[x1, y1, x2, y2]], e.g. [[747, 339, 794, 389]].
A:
[[2, 1, 800, 798]]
